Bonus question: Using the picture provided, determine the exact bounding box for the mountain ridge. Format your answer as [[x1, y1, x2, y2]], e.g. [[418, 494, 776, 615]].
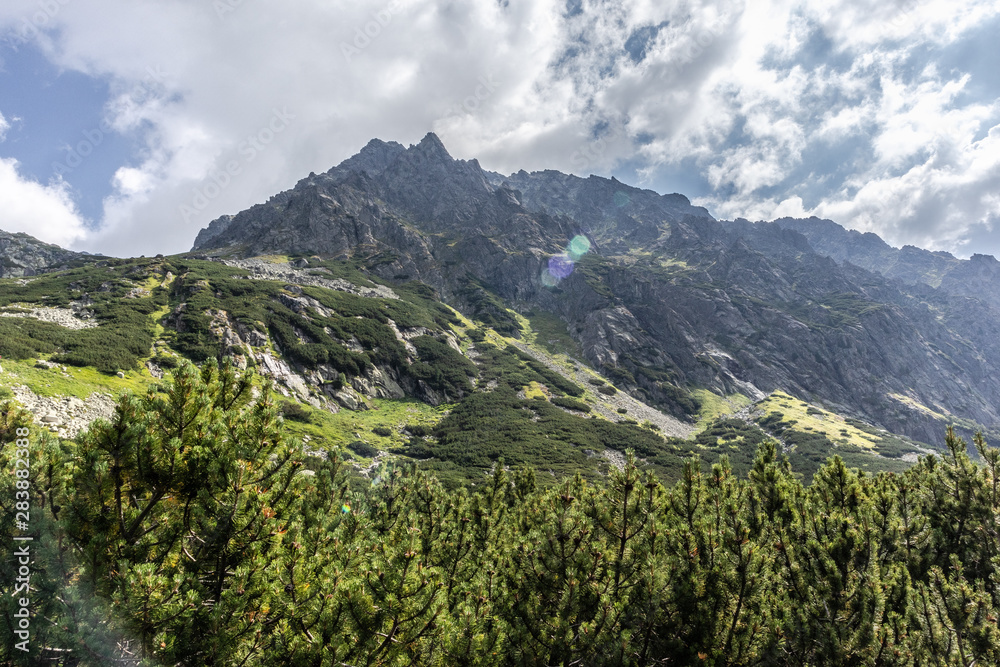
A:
[[0, 229, 101, 278], [188, 133, 1000, 445], [767, 216, 1000, 311]]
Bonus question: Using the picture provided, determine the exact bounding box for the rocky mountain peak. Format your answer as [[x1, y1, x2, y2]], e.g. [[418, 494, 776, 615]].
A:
[[971, 253, 999, 265], [412, 131, 451, 160], [376, 133, 495, 229], [326, 138, 406, 181], [0, 230, 95, 278], [769, 216, 1000, 311]]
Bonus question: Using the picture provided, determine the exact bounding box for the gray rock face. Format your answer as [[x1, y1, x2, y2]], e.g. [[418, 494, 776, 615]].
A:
[[325, 138, 405, 180], [192, 134, 1000, 444], [767, 217, 1000, 311], [0, 230, 96, 278], [192, 133, 576, 299], [0, 304, 97, 329], [493, 169, 713, 253], [192, 215, 234, 250]]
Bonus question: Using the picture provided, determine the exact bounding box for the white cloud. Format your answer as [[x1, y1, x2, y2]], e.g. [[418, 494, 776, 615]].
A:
[[677, 0, 1000, 254], [0, 106, 87, 246], [0, 157, 88, 247], [0, 0, 997, 256], [699, 56, 1000, 254]]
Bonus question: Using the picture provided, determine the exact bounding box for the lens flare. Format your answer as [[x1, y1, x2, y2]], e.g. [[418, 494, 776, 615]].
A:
[[548, 254, 575, 279], [568, 235, 591, 260], [542, 234, 592, 288], [342, 503, 351, 514], [541, 269, 561, 287]]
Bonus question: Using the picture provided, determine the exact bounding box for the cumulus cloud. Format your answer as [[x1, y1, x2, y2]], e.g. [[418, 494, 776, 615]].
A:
[[0, 107, 88, 246], [0, 0, 997, 256], [0, 157, 88, 246], [677, 0, 1000, 254]]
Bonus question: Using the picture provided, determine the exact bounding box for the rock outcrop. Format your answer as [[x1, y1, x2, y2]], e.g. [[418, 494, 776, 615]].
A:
[[768, 217, 1000, 312], [0, 230, 97, 278]]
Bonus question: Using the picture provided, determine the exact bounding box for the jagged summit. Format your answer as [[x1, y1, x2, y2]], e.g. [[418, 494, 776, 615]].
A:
[[411, 131, 451, 158], [323, 132, 457, 182], [326, 138, 405, 179], [769, 216, 1000, 311], [189, 135, 1000, 445]]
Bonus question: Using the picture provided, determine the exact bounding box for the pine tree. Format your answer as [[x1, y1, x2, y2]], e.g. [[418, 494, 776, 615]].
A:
[[503, 473, 614, 665], [62, 359, 305, 664]]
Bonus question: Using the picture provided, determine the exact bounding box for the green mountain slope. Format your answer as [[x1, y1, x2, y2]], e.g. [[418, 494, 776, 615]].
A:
[[0, 247, 940, 487]]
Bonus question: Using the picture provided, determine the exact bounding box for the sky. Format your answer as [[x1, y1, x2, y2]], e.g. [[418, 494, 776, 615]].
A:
[[0, 0, 998, 259]]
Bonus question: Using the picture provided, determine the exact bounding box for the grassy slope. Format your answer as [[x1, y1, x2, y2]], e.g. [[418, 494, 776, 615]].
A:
[[753, 390, 931, 480], [691, 388, 753, 430], [0, 358, 156, 399], [757, 391, 886, 449]]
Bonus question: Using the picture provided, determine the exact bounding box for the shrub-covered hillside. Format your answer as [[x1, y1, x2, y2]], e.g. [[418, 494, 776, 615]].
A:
[[0, 255, 942, 487]]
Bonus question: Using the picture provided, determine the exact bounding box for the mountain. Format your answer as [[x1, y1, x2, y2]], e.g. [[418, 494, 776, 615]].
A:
[[4, 132, 1000, 487], [192, 133, 1000, 446], [8, 141, 1000, 667], [0, 229, 98, 278], [770, 216, 1000, 311]]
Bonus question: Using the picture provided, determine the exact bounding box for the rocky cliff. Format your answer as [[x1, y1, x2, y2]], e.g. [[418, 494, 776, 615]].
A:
[[770, 217, 1000, 312], [193, 133, 1000, 444], [0, 230, 95, 278]]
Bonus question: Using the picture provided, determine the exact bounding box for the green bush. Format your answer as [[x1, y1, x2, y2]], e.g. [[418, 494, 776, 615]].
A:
[[601, 363, 636, 386], [551, 396, 590, 413], [19, 356, 996, 667], [420, 387, 682, 484], [152, 354, 180, 369], [347, 440, 379, 457], [280, 401, 312, 423], [408, 335, 478, 398], [406, 424, 431, 437], [459, 279, 522, 337]]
